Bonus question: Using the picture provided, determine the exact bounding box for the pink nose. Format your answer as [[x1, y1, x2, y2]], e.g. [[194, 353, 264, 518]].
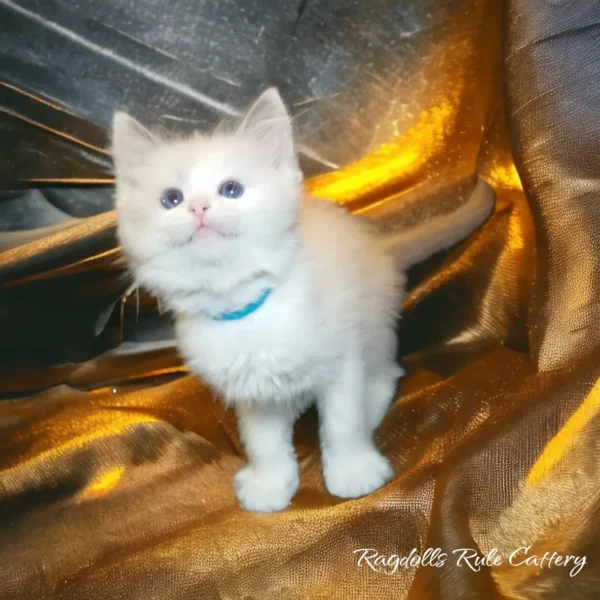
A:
[[189, 203, 209, 215]]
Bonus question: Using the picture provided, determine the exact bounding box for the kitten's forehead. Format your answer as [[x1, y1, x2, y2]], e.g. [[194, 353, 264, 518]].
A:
[[153, 133, 264, 179]]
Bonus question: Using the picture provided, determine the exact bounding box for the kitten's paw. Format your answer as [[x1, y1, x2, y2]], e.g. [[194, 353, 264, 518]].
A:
[[233, 462, 299, 513], [323, 446, 393, 499]]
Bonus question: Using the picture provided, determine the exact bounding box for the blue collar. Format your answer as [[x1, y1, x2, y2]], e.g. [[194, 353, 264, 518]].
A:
[[206, 289, 272, 321]]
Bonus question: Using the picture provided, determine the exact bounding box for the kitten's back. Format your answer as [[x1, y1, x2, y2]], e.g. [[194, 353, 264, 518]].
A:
[[297, 196, 403, 337]]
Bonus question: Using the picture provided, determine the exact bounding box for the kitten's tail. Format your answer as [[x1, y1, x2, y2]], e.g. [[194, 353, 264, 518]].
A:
[[384, 176, 495, 269]]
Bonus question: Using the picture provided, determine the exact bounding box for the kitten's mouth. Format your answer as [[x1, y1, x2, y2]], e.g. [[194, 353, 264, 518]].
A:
[[186, 222, 236, 243], [193, 223, 222, 239]]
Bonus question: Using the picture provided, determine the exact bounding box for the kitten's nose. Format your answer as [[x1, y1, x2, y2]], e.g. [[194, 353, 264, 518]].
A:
[[189, 201, 209, 215]]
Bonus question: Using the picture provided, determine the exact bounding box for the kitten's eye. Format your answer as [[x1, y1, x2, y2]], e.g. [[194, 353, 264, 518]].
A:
[[218, 180, 244, 199], [161, 188, 184, 210]]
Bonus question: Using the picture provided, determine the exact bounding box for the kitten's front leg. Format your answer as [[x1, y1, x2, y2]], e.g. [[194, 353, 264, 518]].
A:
[[234, 402, 299, 512], [318, 347, 394, 498]]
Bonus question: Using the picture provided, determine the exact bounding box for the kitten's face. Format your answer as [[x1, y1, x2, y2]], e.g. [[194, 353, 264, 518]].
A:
[[112, 89, 302, 272]]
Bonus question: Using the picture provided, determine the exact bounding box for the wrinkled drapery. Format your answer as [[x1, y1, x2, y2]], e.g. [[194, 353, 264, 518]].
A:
[[1, 0, 600, 598]]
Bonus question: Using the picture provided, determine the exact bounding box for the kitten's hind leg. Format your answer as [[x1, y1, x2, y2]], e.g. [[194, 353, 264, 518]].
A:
[[318, 346, 394, 499], [234, 402, 299, 513], [365, 363, 404, 433]]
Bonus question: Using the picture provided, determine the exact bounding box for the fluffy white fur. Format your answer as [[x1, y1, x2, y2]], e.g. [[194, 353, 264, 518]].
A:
[[112, 89, 494, 512]]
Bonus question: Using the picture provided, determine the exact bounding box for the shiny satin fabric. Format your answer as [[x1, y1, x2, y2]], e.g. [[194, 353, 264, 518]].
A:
[[1, 0, 600, 598]]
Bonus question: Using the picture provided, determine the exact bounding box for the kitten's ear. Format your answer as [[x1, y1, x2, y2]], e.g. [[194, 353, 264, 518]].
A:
[[111, 112, 157, 174], [239, 88, 297, 169]]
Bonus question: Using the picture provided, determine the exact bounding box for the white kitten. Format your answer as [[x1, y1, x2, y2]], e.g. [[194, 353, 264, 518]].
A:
[[111, 89, 494, 512]]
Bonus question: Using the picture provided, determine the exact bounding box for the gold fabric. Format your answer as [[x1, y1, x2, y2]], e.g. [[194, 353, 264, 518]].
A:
[[2, 1, 600, 598]]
